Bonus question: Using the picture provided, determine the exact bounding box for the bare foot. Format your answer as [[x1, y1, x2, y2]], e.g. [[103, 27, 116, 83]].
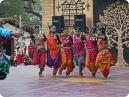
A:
[[39, 75, 44, 77], [53, 75, 56, 78], [53, 72, 56, 78], [58, 69, 62, 75], [92, 74, 96, 78], [39, 72, 44, 77], [66, 75, 70, 77], [79, 72, 83, 77], [102, 77, 108, 80]]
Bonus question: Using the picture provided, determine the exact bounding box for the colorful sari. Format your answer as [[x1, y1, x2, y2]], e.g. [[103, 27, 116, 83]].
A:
[[59, 36, 75, 75], [73, 35, 86, 75], [0, 51, 11, 80], [95, 38, 115, 77], [0, 26, 13, 80], [16, 37, 26, 65], [86, 35, 98, 76], [16, 48, 26, 65], [46, 34, 61, 75], [25, 34, 46, 76]]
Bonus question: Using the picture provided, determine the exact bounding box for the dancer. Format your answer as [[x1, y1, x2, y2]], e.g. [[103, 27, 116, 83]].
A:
[[45, 25, 61, 77], [73, 27, 86, 77], [85, 27, 98, 77], [10, 55, 15, 67], [16, 32, 26, 66], [58, 28, 75, 77], [24, 40, 35, 66], [28, 40, 34, 58], [95, 26, 115, 79], [24, 26, 46, 77], [0, 24, 19, 80]]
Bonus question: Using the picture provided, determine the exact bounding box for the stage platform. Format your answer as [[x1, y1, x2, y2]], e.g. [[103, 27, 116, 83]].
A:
[[0, 65, 129, 97]]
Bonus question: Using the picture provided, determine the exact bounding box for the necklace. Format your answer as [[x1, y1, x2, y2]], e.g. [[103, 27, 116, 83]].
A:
[[50, 32, 56, 37], [76, 34, 81, 39]]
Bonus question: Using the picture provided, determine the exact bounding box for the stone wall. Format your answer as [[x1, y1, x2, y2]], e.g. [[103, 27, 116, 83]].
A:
[[42, 0, 54, 34]]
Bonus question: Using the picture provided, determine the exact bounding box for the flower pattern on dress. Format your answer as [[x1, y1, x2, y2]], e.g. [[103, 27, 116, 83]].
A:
[[73, 35, 86, 58], [61, 36, 73, 59], [86, 35, 98, 63]]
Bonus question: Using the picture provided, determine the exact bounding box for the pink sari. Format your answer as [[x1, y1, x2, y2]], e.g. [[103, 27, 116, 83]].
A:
[[86, 35, 98, 63], [73, 35, 86, 71]]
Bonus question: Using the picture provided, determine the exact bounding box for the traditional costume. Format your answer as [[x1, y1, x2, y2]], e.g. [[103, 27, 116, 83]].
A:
[[95, 26, 115, 78], [86, 27, 98, 77], [45, 25, 61, 77], [25, 26, 46, 77], [0, 25, 12, 80], [73, 27, 86, 77], [10, 55, 16, 67], [59, 28, 75, 76], [28, 40, 34, 58], [16, 34, 26, 65]]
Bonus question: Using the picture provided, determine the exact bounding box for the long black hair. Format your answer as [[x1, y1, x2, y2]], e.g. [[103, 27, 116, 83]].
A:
[[90, 27, 96, 34], [75, 27, 81, 32], [34, 25, 39, 29], [62, 28, 68, 32], [97, 26, 106, 35], [49, 25, 56, 29]]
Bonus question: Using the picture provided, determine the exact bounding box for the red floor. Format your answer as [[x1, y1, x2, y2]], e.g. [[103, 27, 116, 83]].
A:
[[0, 65, 129, 97]]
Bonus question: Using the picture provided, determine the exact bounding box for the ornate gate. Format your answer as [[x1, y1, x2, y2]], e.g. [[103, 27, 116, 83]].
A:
[[95, 0, 129, 66], [54, 0, 93, 34]]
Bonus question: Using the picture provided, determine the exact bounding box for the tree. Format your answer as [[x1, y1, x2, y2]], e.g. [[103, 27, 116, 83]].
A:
[[97, 1, 129, 66], [0, 0, 25, 17], [22, 0, 42, 20]]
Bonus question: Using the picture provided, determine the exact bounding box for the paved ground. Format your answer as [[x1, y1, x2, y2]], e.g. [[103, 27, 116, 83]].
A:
[[0, 65, 129, 97]]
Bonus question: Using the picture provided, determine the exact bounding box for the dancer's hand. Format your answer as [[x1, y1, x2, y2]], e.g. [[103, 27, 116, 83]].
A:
[[43, 49, 47, 53], [10, 32, 19, 38]]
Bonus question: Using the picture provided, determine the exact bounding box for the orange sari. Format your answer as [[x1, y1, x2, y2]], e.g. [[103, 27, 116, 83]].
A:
[[46, 34, 61, 74]]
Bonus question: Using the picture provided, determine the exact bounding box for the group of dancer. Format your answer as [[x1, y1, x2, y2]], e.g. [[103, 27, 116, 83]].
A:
[[0, 23, 115, 80], [22, 25, 115, 79]]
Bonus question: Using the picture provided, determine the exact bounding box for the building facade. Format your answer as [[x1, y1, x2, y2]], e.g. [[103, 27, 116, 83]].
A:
[[42, 0, 94, 33]]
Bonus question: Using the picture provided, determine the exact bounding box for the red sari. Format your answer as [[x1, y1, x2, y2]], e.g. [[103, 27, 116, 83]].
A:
[[16, 48, 26, 65], [95, 39, 115, 77], [60, 36, 75, 75], [30, 34, 46, 69]]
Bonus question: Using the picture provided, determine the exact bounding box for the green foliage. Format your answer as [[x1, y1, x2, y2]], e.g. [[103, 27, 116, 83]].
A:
[[31, 0, 42, 14], [0, 0, 42, 26], [0, 0, 26, 17]]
